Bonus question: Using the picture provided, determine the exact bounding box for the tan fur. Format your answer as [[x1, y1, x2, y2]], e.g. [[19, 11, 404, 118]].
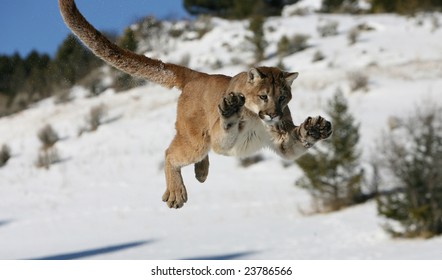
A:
[[59, 0, 332, 208]]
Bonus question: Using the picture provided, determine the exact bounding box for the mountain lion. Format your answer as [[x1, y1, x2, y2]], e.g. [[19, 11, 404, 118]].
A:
[[59, 0, 332, 208]]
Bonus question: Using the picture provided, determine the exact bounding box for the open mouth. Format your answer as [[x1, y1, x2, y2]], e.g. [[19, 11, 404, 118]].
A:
[[259, 112, 280, 125]]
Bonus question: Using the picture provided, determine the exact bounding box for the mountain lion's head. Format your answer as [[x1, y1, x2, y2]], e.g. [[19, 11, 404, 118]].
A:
[[231, 67, 298, 125]]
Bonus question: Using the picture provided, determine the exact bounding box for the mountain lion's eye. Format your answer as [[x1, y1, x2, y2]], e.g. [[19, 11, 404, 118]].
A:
[[259, 95, 268, 101]]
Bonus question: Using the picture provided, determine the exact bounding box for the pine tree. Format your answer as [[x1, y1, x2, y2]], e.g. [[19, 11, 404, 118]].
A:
[[371, 0, 442, 14], [117, 28, 138, 52], [321, 0, 359, 13], [321, 0, 345, 12], [184, 0, 234, 17], [112, 28, 143, 92], [23, 51, 51, 99], [248, 15, 267, 63], [52, 34, 101, 87], [376, 104, 442, 238], [277, 35, 290, 58], [183, 0, 297, 18], [231, 0, 256, 18], [0, 55, 15, 95], [0, 51, 51, 112], [295, 88, 365, 212], [9, 53, 27, 95]]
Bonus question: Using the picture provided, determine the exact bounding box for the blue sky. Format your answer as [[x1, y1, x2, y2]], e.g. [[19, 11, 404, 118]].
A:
[[0, 0, 189, 57]]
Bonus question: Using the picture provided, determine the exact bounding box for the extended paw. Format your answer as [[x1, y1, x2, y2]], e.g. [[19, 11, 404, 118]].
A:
[[301, 116, 332, 146], [162, 186, 188, 209], [218, 92, 245, 118]]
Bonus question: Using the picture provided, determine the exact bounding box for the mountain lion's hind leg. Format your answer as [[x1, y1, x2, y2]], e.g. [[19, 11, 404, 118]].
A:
[[194, 155, 209, 183], [162, 145, 188, 209], [163, 129, 210, 208], [162, 138, 197, 209]]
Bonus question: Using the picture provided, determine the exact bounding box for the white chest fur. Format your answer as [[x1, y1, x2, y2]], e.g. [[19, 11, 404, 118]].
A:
[[225, 117, 270, 157]]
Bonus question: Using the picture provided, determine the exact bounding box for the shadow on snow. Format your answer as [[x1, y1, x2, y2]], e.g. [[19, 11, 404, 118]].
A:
[[31, 240, 153, 260], [182, 251, 257, 260], [0, 220, 12, 228]]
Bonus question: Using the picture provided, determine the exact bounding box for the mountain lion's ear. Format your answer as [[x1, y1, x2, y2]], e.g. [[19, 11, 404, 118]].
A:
[[248, 67, 264, 83], [284, 72, 299, 86]]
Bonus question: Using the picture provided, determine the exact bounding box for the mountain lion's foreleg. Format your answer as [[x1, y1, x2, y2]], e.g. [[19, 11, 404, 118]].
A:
[[268, 114, 332, 160], [211, 92, 245, 152]]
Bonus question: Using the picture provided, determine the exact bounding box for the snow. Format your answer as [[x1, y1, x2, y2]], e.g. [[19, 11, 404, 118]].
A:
[[1, 2, 442, 260], [282, 0, 323, 15], [282, 0, 371, 16]]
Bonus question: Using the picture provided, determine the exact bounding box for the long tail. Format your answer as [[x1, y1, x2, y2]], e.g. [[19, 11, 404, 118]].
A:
[[58, 0, 205, 90]]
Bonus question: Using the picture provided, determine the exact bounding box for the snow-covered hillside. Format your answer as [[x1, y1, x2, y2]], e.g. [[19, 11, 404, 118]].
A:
[[1, 2, 442, 259]]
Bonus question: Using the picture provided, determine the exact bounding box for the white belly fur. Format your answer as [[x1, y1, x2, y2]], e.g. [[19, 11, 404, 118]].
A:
[[225, 118, 270, 157]]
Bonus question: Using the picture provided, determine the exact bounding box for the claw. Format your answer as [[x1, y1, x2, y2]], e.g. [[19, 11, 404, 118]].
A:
[[219, 92, 245, 118], [303, 116, 333, 141]]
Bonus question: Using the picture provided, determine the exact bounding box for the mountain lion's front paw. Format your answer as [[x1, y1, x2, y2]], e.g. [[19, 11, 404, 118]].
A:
[[218, 92, 245, 118], [301, 116, 332, 147]]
